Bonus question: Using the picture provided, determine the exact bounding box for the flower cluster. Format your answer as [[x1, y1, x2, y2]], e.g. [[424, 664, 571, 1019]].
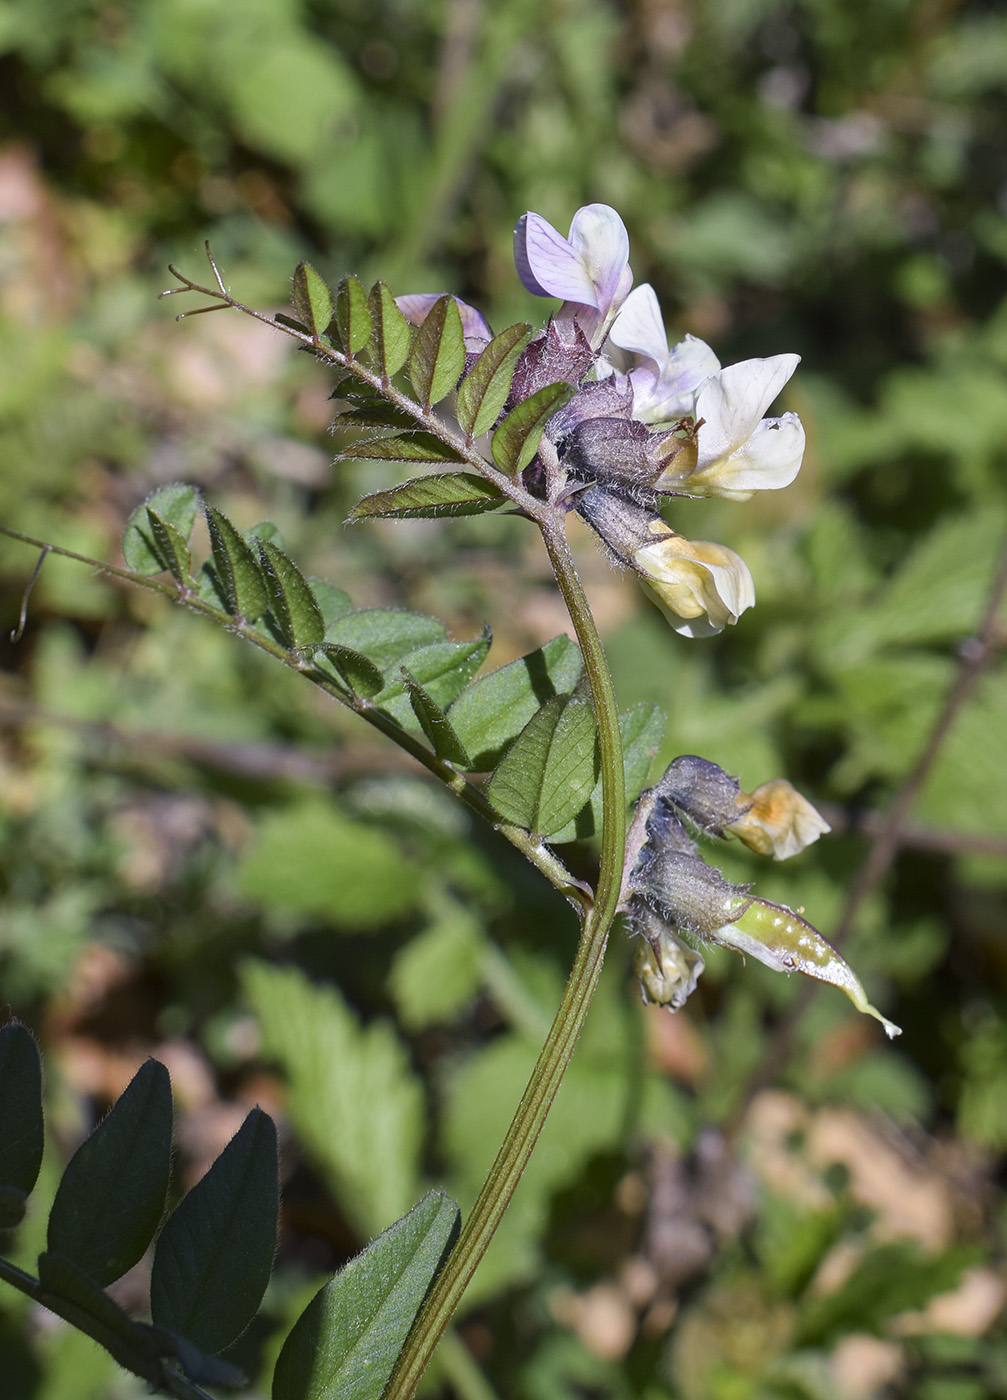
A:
[[401, 205, 805, 636], [623, 757, 899, 1037]]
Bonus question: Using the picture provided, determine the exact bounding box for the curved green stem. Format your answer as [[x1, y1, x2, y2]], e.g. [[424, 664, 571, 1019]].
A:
[[383, 511, 626, 1400]]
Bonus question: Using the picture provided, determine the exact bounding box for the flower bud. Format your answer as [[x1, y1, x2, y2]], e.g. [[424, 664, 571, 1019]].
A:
[[576, 491, 755, 638], [631, 902, 704, 1011], [725, 779, 831, 860], [652, 756, 749, 834], [634, 521, 755, 638]]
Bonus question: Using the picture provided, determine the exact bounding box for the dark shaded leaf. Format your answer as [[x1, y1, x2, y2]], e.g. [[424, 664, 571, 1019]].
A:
[[375, 630, 491, 725], [325, 609, 445, 672], [47, 1059, 172, 1286], [456, 323, 533, 440], [335, 401, 418, 429], [408, 295, 465, 409], [402, 670, 472, 765], [0, 1022, 44, 1198], [204, 505, 269, 620], [0, 1186, 27, 1228], [347, 473, 505, 521], [338, 432, 466, 465], [546, 702, 665, 842], [487, 694, 598, 836], [367, 282, 412, 378], [272, 1190, 460, 1400], [122, 484, 200, 575], [291, 263, 333, 338], [447, 635, 584, 770], [334, 275, 372, 355], [257, 540, 325, 648], [37, 1250, 162, 1382], [313, 644, 385, 697], [151, 1108, 278, 1355], [491, 381, 574, 475], [274, 313, 309, 335]]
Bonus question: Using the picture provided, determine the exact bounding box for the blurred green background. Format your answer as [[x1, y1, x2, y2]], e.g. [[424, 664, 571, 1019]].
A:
[[1, 0, 1006, 1396]]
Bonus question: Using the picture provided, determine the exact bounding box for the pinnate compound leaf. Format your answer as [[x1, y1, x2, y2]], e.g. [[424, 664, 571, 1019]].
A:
[[374, 630, 491, 725], [348, 472, 505, 521], [456, 322, 533, 440], [491, 381, 574, 475], [242, 961, 423, 1233], [338, 432, 466, 465], [47, 1059, 172, 1285], [204, 505, 269, 620], [447, 635, 583, 770], [272, 1190, 459, 1400], [408, 295, 465, 409], [291, 263, 334, 338], [334, 275, 372, 355], [547, 703, 665, 842], [313, 643, 385, 697], [402, 670, 472, 765], [325, 608, 445, 672], [122, 484, 200, 575], [367, 281, 412, 378], [0, 1021, 44, 1198], [151, 1108, 278, 1354], [487, 694, 598, 836], [257, 540, 325, 648]]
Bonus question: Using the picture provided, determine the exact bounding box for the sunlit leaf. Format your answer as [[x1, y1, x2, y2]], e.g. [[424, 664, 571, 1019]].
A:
[[547, 703, 665, 842], [408, 295, 465, 409], [272, 1191, 459, 1400], [334, 275, 372, 355], [456, 323, 533, 440], [490, 381, 574, 475], [204, 505, 269, 620], [374, 629, 491, 725], [324, 608, 445, 672], [367, 281, 412, 378], [313, 643, 385, 697], [47, 1060, 172, 1286], [338, 432, 466, 465], [347, 473, 505, 521], [122, 484, 200, 576], [151, 1109, 278, 1355], [291, 263, 334, 338], [487, 694, 598, 836], [447, 635, 583, 770], [257, 540, 325, 648], [401, 669, 472, 764]]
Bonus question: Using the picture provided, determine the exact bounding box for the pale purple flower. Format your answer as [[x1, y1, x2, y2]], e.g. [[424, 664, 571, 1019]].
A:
[[513, 204, 634, 347], [607, 284, 720, 422], [395, 294, 493, 353]]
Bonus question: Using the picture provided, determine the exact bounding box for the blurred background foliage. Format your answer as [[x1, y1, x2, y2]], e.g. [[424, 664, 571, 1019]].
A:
[[1, 0, 1006, 1396]]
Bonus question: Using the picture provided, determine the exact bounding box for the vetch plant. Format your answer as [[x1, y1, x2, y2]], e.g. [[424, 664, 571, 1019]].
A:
[[0, 204, 902, 1400]]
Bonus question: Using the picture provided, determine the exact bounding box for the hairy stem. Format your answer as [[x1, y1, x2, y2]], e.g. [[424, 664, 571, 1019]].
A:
[[384, 512, 626, 1400], [0, 526, 585, 908]]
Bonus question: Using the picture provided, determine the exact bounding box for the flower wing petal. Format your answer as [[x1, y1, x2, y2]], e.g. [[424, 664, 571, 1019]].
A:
[[514, 212, 601, 306], [693, 354, 800, 468]]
